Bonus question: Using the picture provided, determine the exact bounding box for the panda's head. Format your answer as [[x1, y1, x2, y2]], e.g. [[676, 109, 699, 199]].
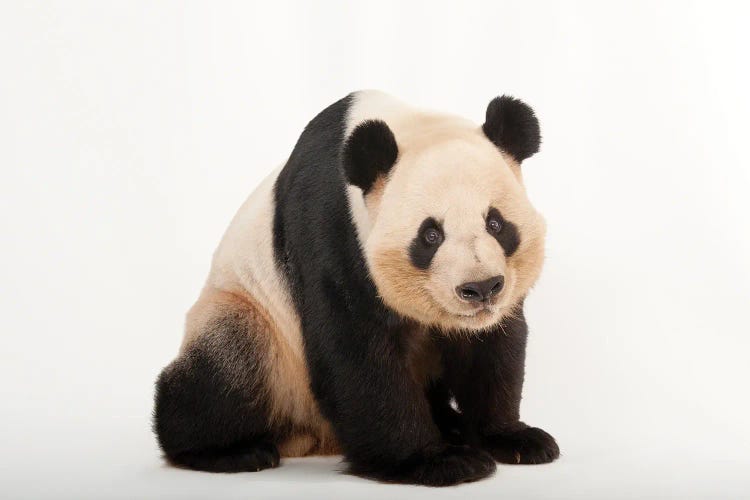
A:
[[344, 92, 546, 332]]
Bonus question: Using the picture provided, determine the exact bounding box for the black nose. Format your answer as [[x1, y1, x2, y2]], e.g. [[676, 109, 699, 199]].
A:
[[456, 275, 504, 303]]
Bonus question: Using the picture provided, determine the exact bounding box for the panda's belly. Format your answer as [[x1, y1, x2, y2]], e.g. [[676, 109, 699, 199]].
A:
[[206, 166, 337, 453]]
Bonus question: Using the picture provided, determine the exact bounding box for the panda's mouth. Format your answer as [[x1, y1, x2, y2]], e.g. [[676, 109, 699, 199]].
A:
[[424, 288, 501, 325], [454, 304, 495, 318]]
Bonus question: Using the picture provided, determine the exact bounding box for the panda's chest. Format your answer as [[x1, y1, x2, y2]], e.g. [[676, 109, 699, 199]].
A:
[[401, 324, 442, 384]]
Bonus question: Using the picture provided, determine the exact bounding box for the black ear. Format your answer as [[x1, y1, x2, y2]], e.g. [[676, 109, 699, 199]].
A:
[[482, 95, 541, 163], [342, 120, 398, 193]]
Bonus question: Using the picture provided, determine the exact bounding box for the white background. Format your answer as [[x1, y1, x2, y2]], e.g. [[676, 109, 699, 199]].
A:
[[2, 1, 749, 499]]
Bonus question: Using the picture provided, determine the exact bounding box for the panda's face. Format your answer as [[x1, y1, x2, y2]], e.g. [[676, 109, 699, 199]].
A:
[[363, 136, 545, 332], [343, 93, 545, 332]]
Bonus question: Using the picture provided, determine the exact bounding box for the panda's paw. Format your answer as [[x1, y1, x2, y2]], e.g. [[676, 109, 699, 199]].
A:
[[406, 445, 496, 486], [482, 425, 559, 465]]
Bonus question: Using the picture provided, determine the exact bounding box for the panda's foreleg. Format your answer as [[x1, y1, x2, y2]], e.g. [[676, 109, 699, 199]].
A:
[[440, 309, 560, 465], [304, 314, 496, 486], [153, 296, 282, 472]]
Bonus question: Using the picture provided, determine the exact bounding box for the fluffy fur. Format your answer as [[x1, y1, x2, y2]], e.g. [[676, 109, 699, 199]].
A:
[[153, 90, 558, 486], [482, 95, 541, 163], [343, 120, 399, 193]]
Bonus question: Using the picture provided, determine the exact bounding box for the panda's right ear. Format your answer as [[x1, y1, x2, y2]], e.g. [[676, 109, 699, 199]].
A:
[[342, 120, 398, 194]]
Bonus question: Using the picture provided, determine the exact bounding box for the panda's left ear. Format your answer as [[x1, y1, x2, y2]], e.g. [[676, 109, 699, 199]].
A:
[[342, 120, 398, 193], [482, 95, 541, 163]]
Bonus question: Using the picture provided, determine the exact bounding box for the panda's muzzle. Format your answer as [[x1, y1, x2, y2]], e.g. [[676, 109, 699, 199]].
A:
[[456, 275, 504, 304]]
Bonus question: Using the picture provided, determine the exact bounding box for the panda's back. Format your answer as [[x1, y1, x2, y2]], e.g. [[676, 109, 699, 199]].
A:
[[201, 93, 360, 352], [205, 165, 297, 341]]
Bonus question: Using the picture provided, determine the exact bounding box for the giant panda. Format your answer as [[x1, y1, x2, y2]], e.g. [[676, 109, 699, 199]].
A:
[[154, 90, 558, 486]]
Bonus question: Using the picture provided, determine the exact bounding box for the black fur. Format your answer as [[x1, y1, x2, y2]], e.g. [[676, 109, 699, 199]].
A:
[[342, 119, 398, 193], [486, 207, 520, 256], [409, 217, 444, 270], [153, 310, 282, 473], [426, 379, 465, 445], [482, 95, 541, 163], [273, 95, 497, 485], [481, 427, 559, 465], [350, 445, 496, 486], [169, 440, 280, 472], [438, 306, 559, 465]]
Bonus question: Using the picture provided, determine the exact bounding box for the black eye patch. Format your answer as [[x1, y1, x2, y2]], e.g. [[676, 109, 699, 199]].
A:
[[409, 217, 444, 270], [486, 207, 520, 256]]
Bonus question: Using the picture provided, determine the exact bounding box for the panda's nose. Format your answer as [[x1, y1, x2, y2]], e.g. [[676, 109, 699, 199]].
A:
[[456, 275, 504, 303]]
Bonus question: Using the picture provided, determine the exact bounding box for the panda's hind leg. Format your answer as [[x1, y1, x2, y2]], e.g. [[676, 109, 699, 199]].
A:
[[154, 291, 281, 472]]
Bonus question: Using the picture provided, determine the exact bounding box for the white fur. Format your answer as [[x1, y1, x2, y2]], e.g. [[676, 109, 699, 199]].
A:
[[346, 184, 372, 242], [344, 90, 413, 137]]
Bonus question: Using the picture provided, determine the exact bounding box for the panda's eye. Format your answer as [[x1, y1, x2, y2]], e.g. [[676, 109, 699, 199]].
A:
[[423, 227, 443, 246], [487, 216, 503, 234]]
